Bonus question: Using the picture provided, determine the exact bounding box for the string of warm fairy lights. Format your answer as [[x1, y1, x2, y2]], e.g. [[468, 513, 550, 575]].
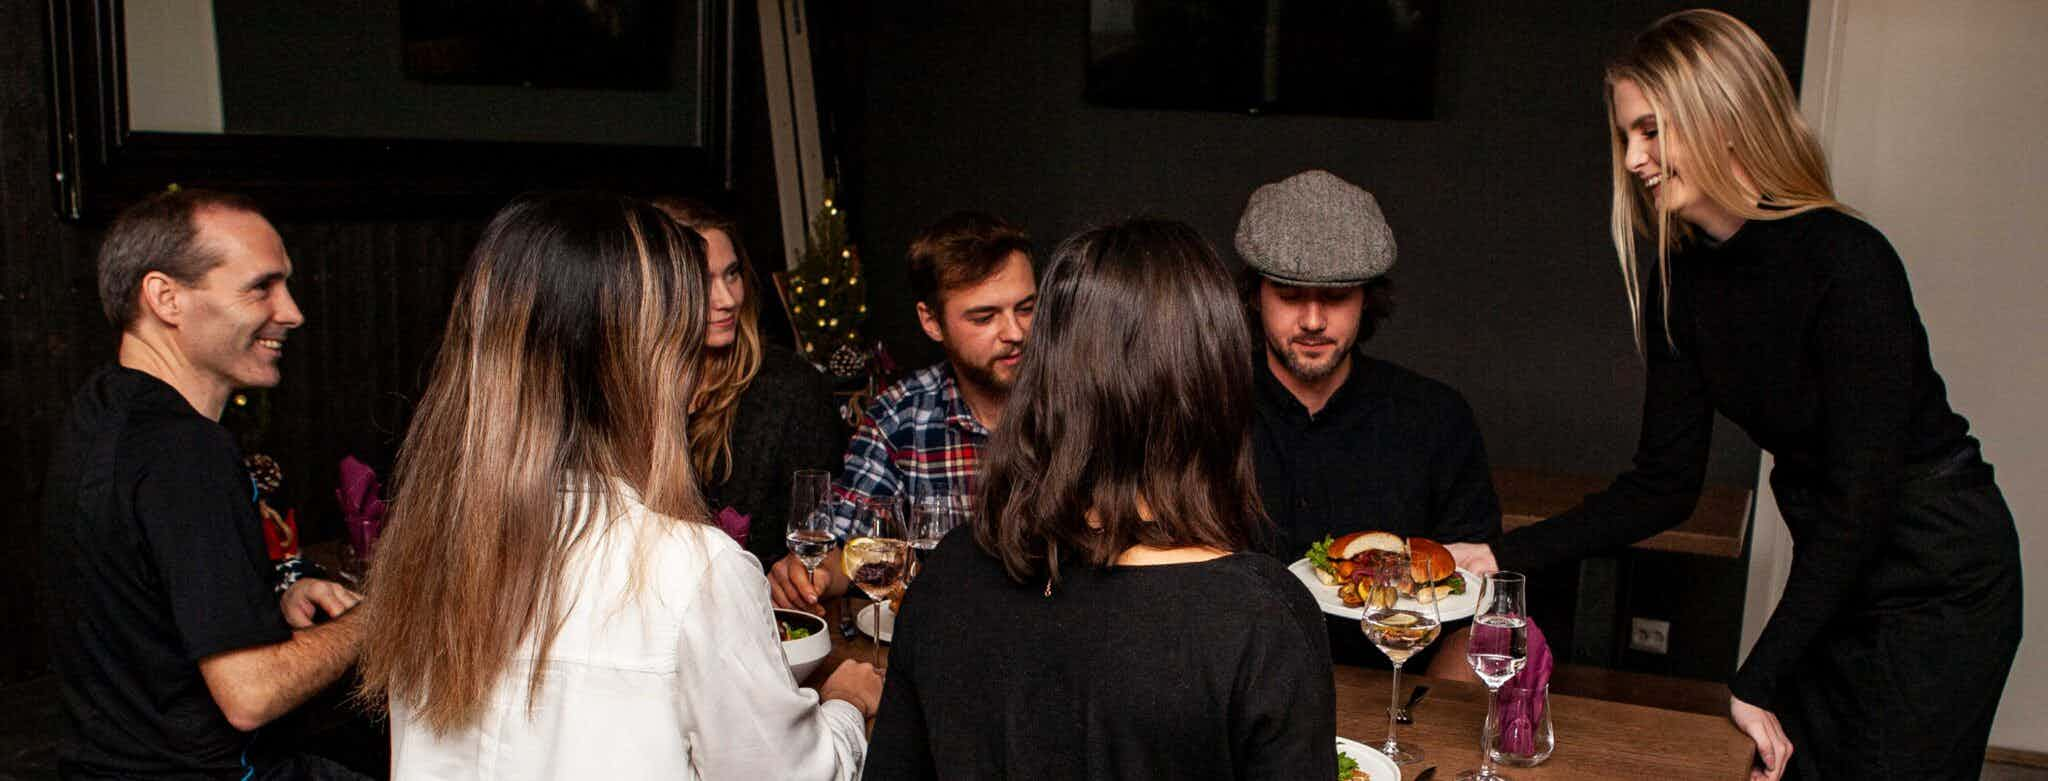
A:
[[786, 185, 871, 376]]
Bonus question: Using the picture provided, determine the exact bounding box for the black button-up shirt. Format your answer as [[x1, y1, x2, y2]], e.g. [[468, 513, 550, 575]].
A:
[[1251, 351, 1502, 561]]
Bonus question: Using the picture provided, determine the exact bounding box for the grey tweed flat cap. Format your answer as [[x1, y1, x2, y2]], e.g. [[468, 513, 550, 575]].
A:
[[1234, 170, 1396, 287]]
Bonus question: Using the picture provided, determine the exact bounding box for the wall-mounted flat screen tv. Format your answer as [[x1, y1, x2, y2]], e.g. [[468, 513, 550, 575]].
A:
[[1086, 0, 1440, 119]]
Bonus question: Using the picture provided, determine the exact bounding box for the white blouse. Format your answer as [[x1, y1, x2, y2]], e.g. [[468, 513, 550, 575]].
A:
[[389, 492, 866, 780]]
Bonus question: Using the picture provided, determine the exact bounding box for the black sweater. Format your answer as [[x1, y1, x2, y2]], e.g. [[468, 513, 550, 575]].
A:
[[1496, 208, 1979, 706], [864, 533, 1337, 780], [699, 344, 849, 568], [1251, 352, 1502, 560]]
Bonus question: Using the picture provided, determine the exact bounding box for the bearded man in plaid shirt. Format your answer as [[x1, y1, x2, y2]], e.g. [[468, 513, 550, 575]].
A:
[[770, 211, 1037, 611]]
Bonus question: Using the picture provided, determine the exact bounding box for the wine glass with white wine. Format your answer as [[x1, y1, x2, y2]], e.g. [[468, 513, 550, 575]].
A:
[[1360, 544, 1443, 765], [782, 470, 837, 597], [841, 496, 909, 662]]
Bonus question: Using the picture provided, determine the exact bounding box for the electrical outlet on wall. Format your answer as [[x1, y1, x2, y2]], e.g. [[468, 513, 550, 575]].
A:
[[1630, 618, 1671, 655]]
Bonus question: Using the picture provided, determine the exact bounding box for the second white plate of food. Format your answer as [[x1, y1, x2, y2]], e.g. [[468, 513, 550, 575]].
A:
[[1334, 736, 1402, 781], [1288, 558, 1482, 622]]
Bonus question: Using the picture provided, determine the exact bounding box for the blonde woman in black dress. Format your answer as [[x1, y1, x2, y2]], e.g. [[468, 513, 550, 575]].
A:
[[1451, 10, 2023, 780]]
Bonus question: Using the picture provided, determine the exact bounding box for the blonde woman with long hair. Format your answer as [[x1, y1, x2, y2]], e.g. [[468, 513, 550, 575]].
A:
[[652, 198, 847, 569], [1448, 10, 2021, 780], [358, 193, 881, 779]]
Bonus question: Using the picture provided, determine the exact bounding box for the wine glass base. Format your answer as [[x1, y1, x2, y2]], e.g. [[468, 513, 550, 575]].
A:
[[1454, 770, 1508, 780], [1376, 741, 1424, 765]]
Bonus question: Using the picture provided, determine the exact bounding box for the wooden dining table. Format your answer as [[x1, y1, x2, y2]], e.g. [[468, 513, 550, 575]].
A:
[[815, 600, 1756, 780], [1332, 666, 1754, 780]]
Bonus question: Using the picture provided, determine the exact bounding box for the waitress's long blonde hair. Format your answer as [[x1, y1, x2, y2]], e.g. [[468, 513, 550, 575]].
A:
[[358, 192, 710, 734], [1607, 9, 1846, 351]]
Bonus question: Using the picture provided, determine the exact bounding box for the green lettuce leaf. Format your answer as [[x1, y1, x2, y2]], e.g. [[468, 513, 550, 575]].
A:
[[1306, 535, 1337, 573]]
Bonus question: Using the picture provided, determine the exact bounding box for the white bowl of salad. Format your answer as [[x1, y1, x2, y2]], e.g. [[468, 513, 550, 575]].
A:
[[776, 608, 832, 683]]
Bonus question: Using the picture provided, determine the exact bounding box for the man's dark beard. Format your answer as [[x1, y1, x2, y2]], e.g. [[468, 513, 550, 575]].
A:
[[947, 346, 1015, 396], [1268, 333, 1353, 384]]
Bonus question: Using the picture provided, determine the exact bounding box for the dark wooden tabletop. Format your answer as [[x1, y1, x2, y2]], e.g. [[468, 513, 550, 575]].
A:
[[1333, 666, 1754, 780]]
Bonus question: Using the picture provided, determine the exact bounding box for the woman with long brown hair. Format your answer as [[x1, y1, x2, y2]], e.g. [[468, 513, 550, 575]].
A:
[[1450, 10, 2022, 779], [358, 193, 880, 779], [863, 218, 1337, 779], [651, 198, 846, 568]]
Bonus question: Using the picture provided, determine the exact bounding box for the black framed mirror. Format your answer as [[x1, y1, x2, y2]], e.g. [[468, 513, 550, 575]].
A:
[[46, 0, 730, 220]]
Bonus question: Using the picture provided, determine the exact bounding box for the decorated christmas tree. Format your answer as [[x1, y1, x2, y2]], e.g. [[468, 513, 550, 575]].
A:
[[782, 183, 871, 377]]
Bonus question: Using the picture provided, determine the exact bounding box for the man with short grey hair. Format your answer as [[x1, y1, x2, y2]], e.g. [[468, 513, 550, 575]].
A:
[[43, 188, 367, 779], [1236, 169, 1502, 565]]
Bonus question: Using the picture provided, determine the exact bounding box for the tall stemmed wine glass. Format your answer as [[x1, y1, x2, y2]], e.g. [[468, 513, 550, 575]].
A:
[[1360, 545, 1443, 765], [841, 496, 908, 663], [906, 495, 966, 587], [782, 470, 835, 593], [1459, 572, 1530, 781]]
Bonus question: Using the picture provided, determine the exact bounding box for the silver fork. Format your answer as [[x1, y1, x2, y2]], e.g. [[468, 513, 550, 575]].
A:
[[1392, 684, 1431, 725]]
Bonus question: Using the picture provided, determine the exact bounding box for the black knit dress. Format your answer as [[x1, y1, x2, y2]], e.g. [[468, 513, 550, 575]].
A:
[[701, 344, 850, 569], [1497, 208, 2023, 779]]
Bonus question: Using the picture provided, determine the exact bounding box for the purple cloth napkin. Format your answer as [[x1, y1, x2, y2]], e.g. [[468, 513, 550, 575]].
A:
[[336, 456, 388, 561], [715, 506, 751, 547], [1496, 620, 1553, 754]]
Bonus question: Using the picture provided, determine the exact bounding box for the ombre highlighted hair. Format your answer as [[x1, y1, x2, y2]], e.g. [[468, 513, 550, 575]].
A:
[[1606, 9, 1845, 350], [357, 192, 711, 733]]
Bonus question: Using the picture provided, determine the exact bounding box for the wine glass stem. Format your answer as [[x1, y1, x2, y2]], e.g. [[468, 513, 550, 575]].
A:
[[1384, 662, 1403, 752], [1480, 684, 1501, 776]]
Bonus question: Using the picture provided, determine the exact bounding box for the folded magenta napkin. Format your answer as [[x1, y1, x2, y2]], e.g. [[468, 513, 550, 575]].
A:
[[715, 506, 751, 547], [336, 456, 388, 561], [1497, 620, 1552, 754]]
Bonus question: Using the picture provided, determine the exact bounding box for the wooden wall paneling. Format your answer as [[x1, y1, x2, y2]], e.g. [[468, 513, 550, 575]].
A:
[[3, 0, 98, 685]]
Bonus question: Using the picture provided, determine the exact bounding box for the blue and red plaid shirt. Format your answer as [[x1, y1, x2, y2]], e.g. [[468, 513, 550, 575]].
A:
[[829, 362, 989, 536]]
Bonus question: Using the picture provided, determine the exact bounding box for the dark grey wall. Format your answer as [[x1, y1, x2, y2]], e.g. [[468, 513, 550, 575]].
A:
[[843, 0, 1809, 489]]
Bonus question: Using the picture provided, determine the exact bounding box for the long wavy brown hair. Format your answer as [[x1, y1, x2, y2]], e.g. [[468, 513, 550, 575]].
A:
[[976, 218, 1264, 586], [357, 192, 710, 733], [652, 197, 763, 484], [1606, 9, 1844, 351]]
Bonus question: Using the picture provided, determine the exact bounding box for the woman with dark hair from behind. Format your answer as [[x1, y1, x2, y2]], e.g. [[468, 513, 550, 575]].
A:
[[653, 197, 848, 567], [863, 218, 1337, 779], [357, 192, 880, 779]]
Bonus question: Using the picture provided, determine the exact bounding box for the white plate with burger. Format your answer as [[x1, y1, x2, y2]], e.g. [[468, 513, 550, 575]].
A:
[[1290, 531, 1481, 622], [1334, 736, 1400, 781]]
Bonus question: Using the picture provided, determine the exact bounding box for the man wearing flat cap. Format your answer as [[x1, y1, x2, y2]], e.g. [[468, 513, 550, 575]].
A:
[[1236, 169, 1501, 573]]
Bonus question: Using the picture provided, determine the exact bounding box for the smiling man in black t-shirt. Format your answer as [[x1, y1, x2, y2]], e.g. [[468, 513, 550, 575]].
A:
[[41, 189, 365, 780]]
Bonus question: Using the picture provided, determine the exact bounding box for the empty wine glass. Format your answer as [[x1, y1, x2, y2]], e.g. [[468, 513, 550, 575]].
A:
[[905, 494, 966, 587], [1360, 545, 1443, 765], [1459, 572, 1529, 781]]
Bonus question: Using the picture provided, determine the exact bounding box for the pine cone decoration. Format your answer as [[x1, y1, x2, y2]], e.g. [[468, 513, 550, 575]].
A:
[[827, 343, 868, 377], [244, 453, 284, 495]]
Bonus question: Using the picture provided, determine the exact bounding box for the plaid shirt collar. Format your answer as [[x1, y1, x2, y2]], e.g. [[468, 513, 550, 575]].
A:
[[934, 363, 992, 439]]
